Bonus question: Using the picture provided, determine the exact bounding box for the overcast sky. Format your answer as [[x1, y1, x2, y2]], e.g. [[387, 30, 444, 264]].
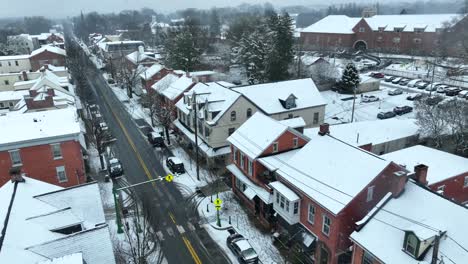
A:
[[0, 0, 372, 18]]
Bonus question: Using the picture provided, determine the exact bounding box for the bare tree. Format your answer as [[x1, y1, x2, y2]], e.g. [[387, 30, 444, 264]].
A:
[[309, 61, 340, 85], [414, 96, 448, 148], [142, 91, 175, 145], [115, 56, 145, 99], [440, 98, 468, 155]]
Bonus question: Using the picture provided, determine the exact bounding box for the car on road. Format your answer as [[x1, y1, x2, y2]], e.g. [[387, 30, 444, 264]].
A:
[[147, 131, 164, 147], [226, 231, 259, 264], [391, 77, 403, 84], [108, 158, 124, 178], [362, 95, 379, 103], [415, 82, 430, 89], [458, 90, 468, 98], [407, 79, 423, 87], [377, 111, 396, 119], [370, 72, 385, 78], [399, 78, 411, 86], [393, 105, 413, 115], [407, 93, 423, 101], [384, 76, 396, 82], [445, 87, 462, 96], [388, 88, 403, 96], [436, 85, 449, 93], [166, 156, 185, 174]]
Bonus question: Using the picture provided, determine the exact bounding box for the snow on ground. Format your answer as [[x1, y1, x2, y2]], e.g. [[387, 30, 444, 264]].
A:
[[198, 191, 284, 264], [109, 85, 154, 126]]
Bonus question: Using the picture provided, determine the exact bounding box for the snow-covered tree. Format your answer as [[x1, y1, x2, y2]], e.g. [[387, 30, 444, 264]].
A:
[[165, 30, 201, 71], [265, 13, 294, 82], [340, 63, 360, 92]]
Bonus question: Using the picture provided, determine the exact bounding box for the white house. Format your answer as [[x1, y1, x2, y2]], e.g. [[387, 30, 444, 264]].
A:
[[0, 55, 31, 74]]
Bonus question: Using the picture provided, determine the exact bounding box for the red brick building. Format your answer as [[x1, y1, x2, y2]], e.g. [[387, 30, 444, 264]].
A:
[[0, 108, 85, 188], [140, 64, 174, 91], [29, 46, 66, 71], [300, 14, 464, 55]]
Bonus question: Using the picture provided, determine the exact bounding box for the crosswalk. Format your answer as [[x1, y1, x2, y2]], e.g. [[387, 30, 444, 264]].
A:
[[156, 221, 198, 242]]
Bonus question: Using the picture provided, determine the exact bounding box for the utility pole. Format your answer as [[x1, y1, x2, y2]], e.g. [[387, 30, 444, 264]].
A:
[[192, 93, 200, 181]]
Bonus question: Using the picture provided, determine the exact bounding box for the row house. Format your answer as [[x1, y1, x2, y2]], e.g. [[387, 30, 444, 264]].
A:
[[29, 46, 67, 71], [304, 118, 420, 155], [139, 63, 173, 91], [382, 145, 468, 205], [350, 180, 468, 264], [300, 13, 463, 55], [232, 78, 327, 128], [125, 49, 159, 70], [98, 40, 144, 60], [152, 72, 195, 117], [0, 55, 31, 74], [227, 117, 409, 264], [0, 107, 86, 188]]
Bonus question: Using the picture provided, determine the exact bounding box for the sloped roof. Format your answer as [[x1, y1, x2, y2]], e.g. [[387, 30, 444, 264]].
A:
[[159, 75, 193, 100], [38, 253, 83, 264], [151, 73, 180, 94], [351, 181, 468, 264], [277, 134, 390, 214], [139, 64, 164, 80], [126, 51, 157, 65], [302, 15, 359, 34], [30, 46, 66, 57], [382, 145, 468, 185], [232, 79, 326, 115]]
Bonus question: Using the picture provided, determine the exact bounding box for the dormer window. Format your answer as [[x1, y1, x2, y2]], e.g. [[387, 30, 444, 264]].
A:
[[378, 27, 385, 32], [359, 27, 365, 33], [280, 94, 297, 109], [404, 232, 419, 257], [394, 27, 404, 32], [414, 28, 425, 33]]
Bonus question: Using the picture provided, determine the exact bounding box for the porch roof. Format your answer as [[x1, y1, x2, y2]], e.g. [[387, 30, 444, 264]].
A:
[[227, 164, 272, 204]]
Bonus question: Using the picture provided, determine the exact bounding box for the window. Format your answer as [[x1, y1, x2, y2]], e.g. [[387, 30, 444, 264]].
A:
[[285, 200, 289, 212], [9, 150, 22, 166], [8, 102, 13, 107], [240, 153, 245, 169], [0, 62, 2, 67], [377, 36, 383, 42], [272, 142, 278, 153], [293, 201, 299, 214], [246, 108, 252, 118], [464, 176, 468, 187], [393, 37, 401, 44], [51, 144, 62, 159], [276, 191, 280, 203], [228, 127, 235, 136], [293, 138, 298, 148], [413, 38, 422, 44], [405, 233, 418, 256], [362, 251, 375, 264], [248, 159, 253, 176], [366, 185, 375, 202], [233, 147, 238, 163], [313, 112, 319, 125], [437, 185, 445, 193], [56, 166, 67, 182], [204, 126, 210, 137], [288, 113, 293, 119], [378, 27, 385, 32], [414, 28, 424, 33], [322, 215, 331, 236], [230, 111, 236, 121], [4, 80, 9, 85], [15, 60, 19, 66], [308, 204, 315, 224], [394, 27, 403, 32], [280, 196, 285, 209], [8, 61, 11, 66], [359, 27, 365, 32]]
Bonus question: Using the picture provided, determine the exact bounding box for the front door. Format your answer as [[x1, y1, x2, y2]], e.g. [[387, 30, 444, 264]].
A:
[[254, 197, 260, 215], [319, 246, 329, 264]]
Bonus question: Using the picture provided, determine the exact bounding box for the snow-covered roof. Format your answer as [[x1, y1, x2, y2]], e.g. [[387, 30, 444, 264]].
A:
[[159, 75, 193, 100], [269, 181, 300, 201], [139, 64, 164, 80], [351, 181, 468, 264], [227, 164, 272, 204], [382, 145, 468, 185], [304, 119, 419, 147], [151, 73, 180, 94], [126, 51, 157, 65], [302, 14, 460, 34], [30, 46, 66, 57], [190, 70, 217, 76], [227, 113, 290, 159], [257, 149, 301, 172], [279, 117, 306, 129], [0, 90, 29, 102], [0, 107, 81, 150], [232, 79, 326, 115], [0, 178, 114, 264], [0, 54, 30, 61], [38, 253, 83, 264], [277, 134, 390, 214]]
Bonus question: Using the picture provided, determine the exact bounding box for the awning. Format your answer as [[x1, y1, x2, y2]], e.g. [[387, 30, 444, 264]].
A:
[[301, 231, 316, 248], [243, 187, 257, 200]]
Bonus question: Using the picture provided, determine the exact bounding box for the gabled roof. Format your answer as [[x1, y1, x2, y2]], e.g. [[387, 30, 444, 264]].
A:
[[159, 75, 193, 101], [351, 181, 468, 264], [30, 46, 66, 57], [382, 145, 468, 185], [126, 51, 157, 65], [227, 112, 304, 159], [276, 134, 390, 214], [139, 64, 164, 80], [0, 178, 113, 264], [232, 79, 326, 115], [151, 73, 180, 93]]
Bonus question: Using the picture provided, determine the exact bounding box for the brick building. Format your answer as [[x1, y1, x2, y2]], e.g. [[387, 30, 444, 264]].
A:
[[0, 108, 85, 188], [300, 14, 464, 55], [29, 46, 66, 71], [139, 64, 174, 91]]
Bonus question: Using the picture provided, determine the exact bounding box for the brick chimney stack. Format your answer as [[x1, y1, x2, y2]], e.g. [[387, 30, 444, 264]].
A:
[[9, 167, 25, 183], [413, 164, 429, 185], [318, 123, 330, 136]]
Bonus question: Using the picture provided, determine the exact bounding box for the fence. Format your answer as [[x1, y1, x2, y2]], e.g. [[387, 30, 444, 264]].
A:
[[382, 68, 468, 89]]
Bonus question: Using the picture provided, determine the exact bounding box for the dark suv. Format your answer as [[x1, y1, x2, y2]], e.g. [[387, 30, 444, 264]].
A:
[[393, 106, 413, 115], [377, 111, 396, 119], [166, 157, 185, 174]]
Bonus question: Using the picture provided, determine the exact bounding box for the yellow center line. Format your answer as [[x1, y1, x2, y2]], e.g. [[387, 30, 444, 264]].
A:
[[101, 89, 203, 264]]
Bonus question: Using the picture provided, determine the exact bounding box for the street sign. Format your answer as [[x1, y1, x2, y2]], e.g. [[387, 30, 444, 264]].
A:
[[214, 198, 223, 206], [215, 205, 222, 211], [165, 173, 174, 182]]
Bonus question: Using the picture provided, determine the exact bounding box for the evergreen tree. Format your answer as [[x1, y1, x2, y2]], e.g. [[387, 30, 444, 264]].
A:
[[238, 25, 269, 84], [165, 30, 201, 71], [209, 9, 221, 38], [265, 13, 294, 82], [341, 63, 360, 92]]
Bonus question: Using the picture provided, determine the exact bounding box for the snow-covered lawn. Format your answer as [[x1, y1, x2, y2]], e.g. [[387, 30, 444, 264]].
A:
[[199, 191, 284, 264]]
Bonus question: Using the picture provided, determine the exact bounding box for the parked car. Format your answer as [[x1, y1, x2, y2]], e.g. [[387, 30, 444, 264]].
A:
[[108, 158, 123, 178], [399, 78, 411, 86], [107, 78, 115, 84], [436, 85, 449, 93], [384, 76, 396, 82], [147, 131, 164, 147], [415, 82, 430, 89], [426, 96, 444, 106], [377, 111, 396, 119], [370, 72, 385, 78], [166, 156, 185, 174], [407, 93, 423, 101], [388, 88, 403, 96], [458, 90, 468, 98], [362, 95, 379, 102], [226, 231, 259, 264], [445, 87, 462, 96], [425, 84, 438, 91], [391, 77, 403, 84], [393, 106, 413, 115], [407, 79, 423, 87]]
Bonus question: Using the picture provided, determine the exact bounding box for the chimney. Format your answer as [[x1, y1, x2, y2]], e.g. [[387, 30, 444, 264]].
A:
[[413, 164, 429, 185], [185, 71, 190, 78], [9, 167, 25, 183], [138, 45, 144, 54], [318, 123, 330, 136], [47, 88, 55, 96], [391, 171, 408, 198], [22, 71, 28, 81]]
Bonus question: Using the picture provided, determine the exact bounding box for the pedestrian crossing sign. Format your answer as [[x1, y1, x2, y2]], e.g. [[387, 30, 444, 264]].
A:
[[214, 198, 222, 206], [165, 174, 174, 182]]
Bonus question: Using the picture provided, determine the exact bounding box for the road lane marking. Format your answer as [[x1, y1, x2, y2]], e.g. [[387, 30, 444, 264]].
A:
[[183, 236, 202, 264], [169, 212, 177, 224], [177, 225, 186, 234], [188, 222, 196, 231]]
